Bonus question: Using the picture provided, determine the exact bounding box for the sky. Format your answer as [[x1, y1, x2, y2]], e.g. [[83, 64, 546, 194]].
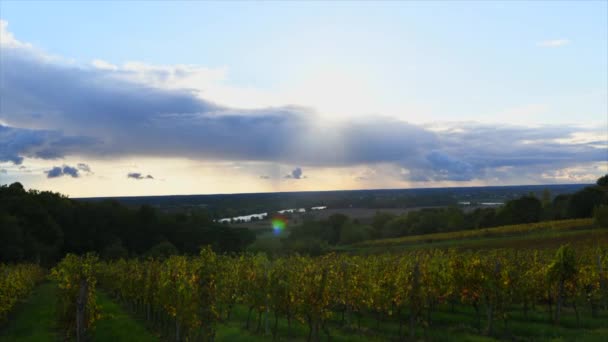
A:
[[0, 1, 607, 197]]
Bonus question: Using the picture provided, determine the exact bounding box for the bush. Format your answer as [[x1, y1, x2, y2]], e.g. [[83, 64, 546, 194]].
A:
[[101, 240, 128, 260], [338, 223, 373, 245], [145, 241, 178, 259]]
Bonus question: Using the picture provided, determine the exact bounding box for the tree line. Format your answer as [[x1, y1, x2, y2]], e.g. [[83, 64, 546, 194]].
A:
[[0, 183, 255, 265], [278, 175, 608, 252]]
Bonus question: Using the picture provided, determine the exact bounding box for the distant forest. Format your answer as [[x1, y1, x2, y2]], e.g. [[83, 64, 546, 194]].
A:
[[271, 175, 608, 254], [79, 183, 588, 219], [0, 182, 255, 265], [1, 175, 607, 263]]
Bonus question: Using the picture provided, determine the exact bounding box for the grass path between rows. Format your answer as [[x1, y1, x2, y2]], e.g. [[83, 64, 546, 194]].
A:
[[0, 282, 158, 342], [93, 291, 159, 342], [0, 282, 58, 342]]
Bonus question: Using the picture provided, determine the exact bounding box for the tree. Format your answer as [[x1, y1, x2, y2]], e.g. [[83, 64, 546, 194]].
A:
[[327, 213, 348, 245], [597, 174, 608, 187], [551, 194, 571, 220], [567, 186, 608, 218], [541, 189, 552, 207], [371, 212, 397, 238], [145, 241, 178, 259], [0, 214, 24, 261], [338, 223, 373, 245], [101, 240, 129, 260], [497, 196, 542, 225], [594, 205, 608, 228]]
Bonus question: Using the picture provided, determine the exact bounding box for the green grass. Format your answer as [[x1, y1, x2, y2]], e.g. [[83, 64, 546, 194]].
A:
[[354, 219, 594, 248], [0, 282, 158, 342], [0, 282, 58, 342], [211, 301, 608, 341], [341, 218, 605, 255], [90, 291, 159, 342], [344, 228, 608, 254], [4, 279, 603, 341]]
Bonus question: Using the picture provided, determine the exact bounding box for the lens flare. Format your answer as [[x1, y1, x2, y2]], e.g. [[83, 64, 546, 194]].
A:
[[271, 215, 287, 235]]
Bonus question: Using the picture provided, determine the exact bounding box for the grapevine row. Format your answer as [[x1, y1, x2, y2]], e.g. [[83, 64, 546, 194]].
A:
[[0, 263, 45, 321], [93, 245, 608, 341], [46, 244, 608, 341], [50, 253, 100, 341]]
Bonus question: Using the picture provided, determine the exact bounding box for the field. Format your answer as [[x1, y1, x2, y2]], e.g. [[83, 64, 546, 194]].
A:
[[348, 218, 599, 251]]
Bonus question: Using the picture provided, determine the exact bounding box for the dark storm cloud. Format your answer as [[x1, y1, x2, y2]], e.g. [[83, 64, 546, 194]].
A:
[[285, 167, 304, 179], [1, 35, 606, 183], [402, 125, 608, 181], [45, 165, 80, 178], [0, 125, 95, 164], [77, 163, 91, 172], [46, 166, 63, 178], [62, 165, 79, 177], [127, 172, 154, 180], [0, 43, 441, 166]]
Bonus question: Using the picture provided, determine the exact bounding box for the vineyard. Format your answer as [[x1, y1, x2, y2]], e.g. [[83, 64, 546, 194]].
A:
[[2, 244, 608, 340], [0, 263, 44, 322], [43, 244, 604, 341]]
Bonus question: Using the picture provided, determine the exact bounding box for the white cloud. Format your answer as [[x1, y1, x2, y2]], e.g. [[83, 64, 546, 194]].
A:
[[537, 39, 570, 48], [0, 20, 31, 49], [91, 59, 118, 71], [541, 162, 608, 183]]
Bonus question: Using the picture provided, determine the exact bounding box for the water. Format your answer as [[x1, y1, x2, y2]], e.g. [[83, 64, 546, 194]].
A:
[[218, 206, 327, 223]]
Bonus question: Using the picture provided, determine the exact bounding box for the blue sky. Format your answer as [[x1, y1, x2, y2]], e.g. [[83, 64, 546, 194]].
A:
[[0, 1, 606, 196]]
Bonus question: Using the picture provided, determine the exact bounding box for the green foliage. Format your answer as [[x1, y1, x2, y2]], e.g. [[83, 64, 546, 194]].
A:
[[597, 174, 608, 187], [285, 237, 330, 256], [548, 245, 577, 283], [246, 236, 283, 255], [0, 263, 45, 321], [497, 195, 542, 225], [338, 222, 373, 245], [144, 241, 178, 259], [567, 186, 608, 218], [0, 183, 256, 264], [101, 241, 129, 261], [594, 204, 608, 228], [290, 183, 605, 247], [95, 244, 608, 341], [50, 253, 101, 339], [356, 218, 594, 248], [371, 211, 397, 237], [0, 214, 24, 262]]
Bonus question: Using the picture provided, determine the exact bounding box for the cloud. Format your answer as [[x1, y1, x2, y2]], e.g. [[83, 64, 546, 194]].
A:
[[62, 165, 79, 177], [1, 22, 606, 184], [0, 125, 96, 164], [77, 163, 92, 173], [0, 20, 31, 49], [537, 39, 570, 48], [127, 172, 154, 180], [46, 165, 80, 178], [0, 34, 439, 167], [0, 169, 6, 174], [285, 167, 304, 179], [259, 175, 270, 179], [46, 166, 63, 178]]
